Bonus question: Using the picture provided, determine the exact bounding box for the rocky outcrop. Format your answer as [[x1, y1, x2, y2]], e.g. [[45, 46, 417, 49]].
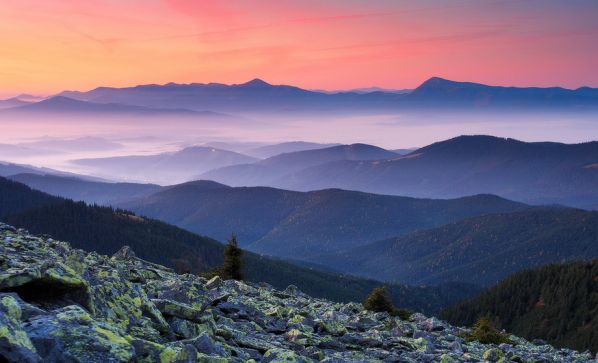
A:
[[0, 222, 594, 362]]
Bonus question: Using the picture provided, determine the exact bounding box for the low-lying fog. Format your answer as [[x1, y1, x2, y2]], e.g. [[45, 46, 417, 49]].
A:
[[1, 110, 596, 182]]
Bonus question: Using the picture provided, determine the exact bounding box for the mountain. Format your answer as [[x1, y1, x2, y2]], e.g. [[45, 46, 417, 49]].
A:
[[244, 141, 342, 159], [1, 95, 232, 118], [121, 181, 526, 259], [200, 143, 398, 187], [52, 77, 598, 114], [0, 97, 31, 109], [404, 77, 598, 109], [0, 226, 586, 363], [9, 173, 161, 205], [315, 207, 598, 287], [269, 135, 598, 209], [57, 79, 404, 113], [441, 259, 598, 353], [0, 161, 105, 181], [0, 177, 477, 313], [73, 146, 259, 184]]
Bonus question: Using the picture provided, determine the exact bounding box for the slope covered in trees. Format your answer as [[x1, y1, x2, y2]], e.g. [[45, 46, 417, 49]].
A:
[[0, 177, 476, 313], [441, 260, 598, 353], [122, 180, 525, 259], [0, 177, 63, 216], [313, 207, 598, 286]]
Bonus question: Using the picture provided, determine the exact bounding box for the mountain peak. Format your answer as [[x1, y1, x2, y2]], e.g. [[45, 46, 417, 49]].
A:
[[416, 77, 462, 90], [242, 78, 271, 87]]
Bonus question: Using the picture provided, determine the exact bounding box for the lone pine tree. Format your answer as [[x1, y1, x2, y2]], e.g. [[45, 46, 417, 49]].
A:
[[222, 233, 244, 280]]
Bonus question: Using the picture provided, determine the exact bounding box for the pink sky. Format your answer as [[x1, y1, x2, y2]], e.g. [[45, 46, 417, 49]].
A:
[[1, 0, 597, 97]]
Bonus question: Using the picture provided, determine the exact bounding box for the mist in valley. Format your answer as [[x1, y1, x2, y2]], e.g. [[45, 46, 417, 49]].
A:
[[1, 109, 596, 184]]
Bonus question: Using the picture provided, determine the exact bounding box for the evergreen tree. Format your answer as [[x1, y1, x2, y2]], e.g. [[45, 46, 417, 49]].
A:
[[363, 286, 394, 313], [222, 233, 244, 280]]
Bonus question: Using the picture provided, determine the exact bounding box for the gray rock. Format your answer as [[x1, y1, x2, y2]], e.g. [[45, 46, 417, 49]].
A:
[[112, 245, 136, 260], [205, 276, 222, 290]]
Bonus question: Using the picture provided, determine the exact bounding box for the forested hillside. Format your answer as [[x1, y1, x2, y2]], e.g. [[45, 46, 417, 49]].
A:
[[0, 177, 62, 216], [122, 180, 525, 258], [441, 260, 598, 353], [0, 177, 476, 313], [314, 207, 598, 286]]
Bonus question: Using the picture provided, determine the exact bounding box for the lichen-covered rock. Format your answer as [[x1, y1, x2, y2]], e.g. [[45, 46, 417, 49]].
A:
[[25, 305, 135, 362], [0, 295, 40, 362], [483, 347, 505, 361], [0, 223, 595, 362]]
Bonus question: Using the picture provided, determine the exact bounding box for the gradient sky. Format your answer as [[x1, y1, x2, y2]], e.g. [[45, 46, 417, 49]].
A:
[[1, 0, 597, 97]]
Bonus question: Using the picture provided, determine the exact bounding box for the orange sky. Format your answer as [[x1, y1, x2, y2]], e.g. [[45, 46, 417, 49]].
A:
[[1, 0, 597, 97]]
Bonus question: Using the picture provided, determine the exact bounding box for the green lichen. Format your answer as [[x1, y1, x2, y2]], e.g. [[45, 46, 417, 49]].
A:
[[1, 295, 21, 320], [159, 346, 178, 363]]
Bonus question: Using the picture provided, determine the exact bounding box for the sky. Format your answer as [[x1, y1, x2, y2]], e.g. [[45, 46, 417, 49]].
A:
[[1, 0, 598, 97]]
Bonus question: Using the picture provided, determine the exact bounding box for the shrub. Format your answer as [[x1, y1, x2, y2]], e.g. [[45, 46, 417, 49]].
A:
[[363, 287, 395, 313], [462, 316, 512, 345], [392, 308, 413, 320]]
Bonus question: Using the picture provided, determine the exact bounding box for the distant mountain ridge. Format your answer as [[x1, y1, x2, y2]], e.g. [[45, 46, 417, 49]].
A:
[[1, 95, 233, 118], [254, 135, 598, 209], [0, 97, 31, 109], [56, 79, 402, 113], [46, 77, 598, 113], [407, 77, 598, 109], [200, 143, 398, 186]]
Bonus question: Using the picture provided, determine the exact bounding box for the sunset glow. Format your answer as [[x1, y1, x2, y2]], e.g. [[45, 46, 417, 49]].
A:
[[1, 0, 597, 97]]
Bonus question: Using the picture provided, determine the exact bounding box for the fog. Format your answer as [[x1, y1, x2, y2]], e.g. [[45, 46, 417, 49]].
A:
[[1, 110, 597, 180]]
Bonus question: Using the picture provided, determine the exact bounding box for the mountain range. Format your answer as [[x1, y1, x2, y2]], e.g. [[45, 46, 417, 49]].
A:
[[117, 181, 524, 257], [0, 176, 477, 313], [12, 168, 598, 293], [0, 95, 235, 119], [200, 143, 398, 186], [202, 135, 598, 209], [404, 77, 598, 109], [55, 78, 402, 113], [0, 77, 590, 115]]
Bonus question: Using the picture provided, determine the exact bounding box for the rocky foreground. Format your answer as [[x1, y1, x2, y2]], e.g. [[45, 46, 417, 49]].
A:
[[0, 223, 594, 363]]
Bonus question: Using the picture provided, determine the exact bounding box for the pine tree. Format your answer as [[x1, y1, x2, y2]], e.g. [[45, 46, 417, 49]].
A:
[[363, 286, 394, 313], [222, 233, 244, 280]]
